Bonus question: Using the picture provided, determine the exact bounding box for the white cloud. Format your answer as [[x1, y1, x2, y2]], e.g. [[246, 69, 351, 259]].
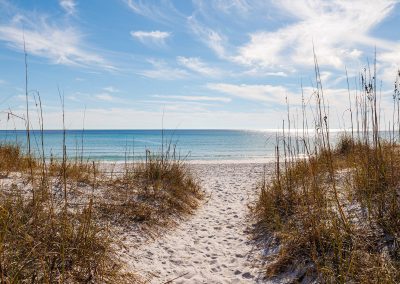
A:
[[131, 30, 171, 45], [191, 0, 255, 24], [212, 0, 251, 14], [59, 0, 76, 15], [68, 90, 123, 103], [189, 0, 399, 77], [125, 0, 181, 24], [67, 95, 80, 102], [241, 68, 288, 77], [95, 93, 114, 102], [139, 59, 189, 80], [234, 0, 397, 69], [188, 16, 227, 59], [140, 68, 188, 80], [378, 49, 400, 83], [177, 56, 221, 77], [0, 14, 115, 70], [103, 86, 119, 93], [152, 94, 231, 103], [0, 107, 286, 130], [140, 99, 215, 112], [207, 83, 295, 104]]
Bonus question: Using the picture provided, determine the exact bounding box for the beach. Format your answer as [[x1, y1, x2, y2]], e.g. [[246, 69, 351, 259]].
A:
[[119, 162, 275, 283], [0, 158, 275, 283], [2, 1, 399, 282]]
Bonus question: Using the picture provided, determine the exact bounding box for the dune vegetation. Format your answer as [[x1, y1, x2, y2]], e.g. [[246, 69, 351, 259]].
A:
[[0, 140, 202, 283], [0, 57, 202, 283], [253, 56, 400, 283]]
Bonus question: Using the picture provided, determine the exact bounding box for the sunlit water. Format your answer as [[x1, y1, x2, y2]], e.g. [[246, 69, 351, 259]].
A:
[[0, 129, 367, 162]]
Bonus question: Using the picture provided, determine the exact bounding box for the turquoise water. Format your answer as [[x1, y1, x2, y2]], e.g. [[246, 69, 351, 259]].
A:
[[0, 129, 343, 162]]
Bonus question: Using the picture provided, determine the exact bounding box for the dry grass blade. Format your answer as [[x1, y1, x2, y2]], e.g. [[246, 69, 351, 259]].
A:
[[252, 57, 400, 283], [98, 152, 202, 228]]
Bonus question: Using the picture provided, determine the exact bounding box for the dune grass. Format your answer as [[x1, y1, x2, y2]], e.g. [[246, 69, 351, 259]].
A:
[[0, 193, 123, 283], [0, 141, 201, 282], [99, 153, 202, 228], [253, 58, 400, 283], [0, 143, 35, 174], [0, 48, 202, 282], [0, 144, 128, 282]]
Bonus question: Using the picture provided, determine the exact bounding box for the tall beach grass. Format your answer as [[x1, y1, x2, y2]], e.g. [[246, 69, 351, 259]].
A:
[[0, 50, 202, 282], [253, 54, 400, 283]]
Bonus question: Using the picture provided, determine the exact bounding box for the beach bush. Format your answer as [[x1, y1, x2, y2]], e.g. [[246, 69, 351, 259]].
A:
[[0, 141, 201, 282], [0, 135, 203, 282], [99, 151, 202, 227], [0, 193, 121, 282], [0, 109, 202, 283], [253, 60, 400, 283], [0, 46, 202, 281], [0, 145, 129, 282], [0, 143, 35, 174]]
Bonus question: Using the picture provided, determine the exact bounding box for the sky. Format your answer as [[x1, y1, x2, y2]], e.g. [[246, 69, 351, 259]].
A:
[[0, 0, 399, 130]]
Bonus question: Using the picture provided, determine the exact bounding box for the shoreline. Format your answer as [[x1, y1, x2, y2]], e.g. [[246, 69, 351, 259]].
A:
[[99, 158, 275, 165]]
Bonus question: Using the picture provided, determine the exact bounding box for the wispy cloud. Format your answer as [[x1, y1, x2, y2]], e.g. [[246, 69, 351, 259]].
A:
[[378, 47, 400, 83], [95, 93, 114, 102], [177, 56, 221, 77], [188, 0, 399, 81], [0, 4, 115, 70], [125, 0, 182, 24], [241, 68, 288, 77], [207, 83, 294, 104], [188, 16, 228, 59], [67, 95, 80, 102], [152, 94, 231, 103], [67, 90, 123, 104], [234, 1, 397, 69], [0, 24, 109, 68], [139, 59, 189, 80], [211, 0, 251, 15], [126, 0, 166, 18], [93, 86, 122, 102], [103, 86, 119, 93], [140, 99, 216, 112], [0, 106, 297, 129], [131, 30, 170, 46], [59, 0, 76, 15]]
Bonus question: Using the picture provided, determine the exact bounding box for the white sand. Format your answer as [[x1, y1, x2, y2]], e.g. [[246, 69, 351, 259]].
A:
[[121, 162, 275, 283]]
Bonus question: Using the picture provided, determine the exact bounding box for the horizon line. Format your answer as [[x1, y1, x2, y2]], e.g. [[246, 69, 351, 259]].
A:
[[0, 128, 358, 132]]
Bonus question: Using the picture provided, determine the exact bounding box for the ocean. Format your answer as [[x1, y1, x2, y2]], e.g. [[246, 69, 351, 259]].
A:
[[0, 129, 346, 162]]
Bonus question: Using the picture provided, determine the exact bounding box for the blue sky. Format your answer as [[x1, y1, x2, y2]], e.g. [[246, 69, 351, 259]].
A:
[[0, 0, 399, 129]]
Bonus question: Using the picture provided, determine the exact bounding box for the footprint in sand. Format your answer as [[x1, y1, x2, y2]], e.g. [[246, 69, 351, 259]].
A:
[[242, 272, 254, 279], [129, 164, 267, 283]]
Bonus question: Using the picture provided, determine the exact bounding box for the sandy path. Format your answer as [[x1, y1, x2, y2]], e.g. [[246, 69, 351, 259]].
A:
[[127, 163, 273, 283]]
